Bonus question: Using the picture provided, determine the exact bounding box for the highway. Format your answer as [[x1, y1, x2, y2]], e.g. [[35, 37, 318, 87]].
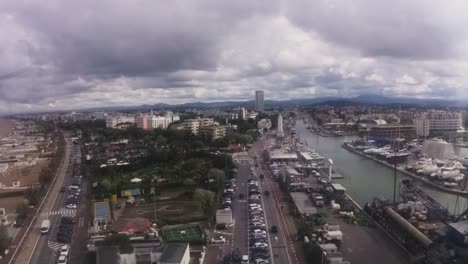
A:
[[11, 136, 72, 264]]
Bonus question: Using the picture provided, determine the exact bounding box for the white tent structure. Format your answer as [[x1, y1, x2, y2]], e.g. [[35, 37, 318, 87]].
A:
[[130, 177, 142, 183], [421, 139, 455, 160]]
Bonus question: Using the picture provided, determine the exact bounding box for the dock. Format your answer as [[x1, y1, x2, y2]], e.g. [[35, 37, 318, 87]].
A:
[[342, 143, 468, 197]]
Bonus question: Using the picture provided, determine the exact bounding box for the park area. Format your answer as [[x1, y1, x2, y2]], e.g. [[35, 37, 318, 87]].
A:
[[125, 199, 205, 225], [161, 223, 206, 244]]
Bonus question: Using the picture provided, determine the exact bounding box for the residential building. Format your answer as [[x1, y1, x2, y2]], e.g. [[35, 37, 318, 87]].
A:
[[106, 116, 135, 129], [415, 118, 430, 138], [239, 107, 247, 120], [135, 115, 148, 129], [148, 116, 167, 129], [255, 90, 264, 112], [182, 118, 216, 135], [414, 111, 463, 139], [369, 125, 416, 141], [182, 119, 200, 135], [199, 125, 226, 140], [257, 119, 272, 130]]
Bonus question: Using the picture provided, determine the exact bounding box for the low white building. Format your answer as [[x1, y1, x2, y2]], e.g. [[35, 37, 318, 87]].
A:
[[216, 210, 233, 225]]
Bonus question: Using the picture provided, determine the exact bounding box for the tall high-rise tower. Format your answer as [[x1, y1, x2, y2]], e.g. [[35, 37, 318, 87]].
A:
[[277, 114, 284, 138], [255, 90, 264, 112]]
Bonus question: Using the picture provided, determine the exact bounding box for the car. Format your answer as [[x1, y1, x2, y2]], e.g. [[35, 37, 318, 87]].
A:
[[250, 217, 264, 221], [252, 229, 266, 235], [66, 204, 77, 209], [264, 190, 270, 196], [238, 193, 244, 199], [254, 258, 269, 264], [250, 238, 268, 244], [250, 247, 268, 254], [60, 187, 66, 193], [251, 242, 268, 249], [241, 255, 249, 264], [232, 248, 242, 262], [252, 253, 270, 260], [270, 225, 278, 233], [250, 210, 262, 216], [250, 224, 266, 229], [61, 217, 75, 224], [57, 255, 67, 264], [211, 236, 226, 244], [60, 245, 70, 256]]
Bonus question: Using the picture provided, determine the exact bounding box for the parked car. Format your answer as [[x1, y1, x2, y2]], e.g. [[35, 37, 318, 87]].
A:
[[211, 236, 226, 244]]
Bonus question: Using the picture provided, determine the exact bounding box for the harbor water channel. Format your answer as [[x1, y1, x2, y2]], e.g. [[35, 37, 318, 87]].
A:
[[295, 121, 468, 215]]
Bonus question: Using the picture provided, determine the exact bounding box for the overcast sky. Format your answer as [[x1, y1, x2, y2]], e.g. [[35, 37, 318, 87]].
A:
[[1, 0, 468, 113]]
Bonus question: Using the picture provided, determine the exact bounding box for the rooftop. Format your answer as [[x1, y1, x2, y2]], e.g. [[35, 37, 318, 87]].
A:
[[159, 243, 189, 263], [331, 183, 347, 191], [448, 222, 468, 234], [290, 192, 317, 216]]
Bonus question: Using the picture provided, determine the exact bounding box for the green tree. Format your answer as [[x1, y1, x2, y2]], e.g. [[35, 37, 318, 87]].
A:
[[194, 188, 215, 223], [100, 179, 112, 192], [16, 203, 28, 220], [24, 187, 41, 206]]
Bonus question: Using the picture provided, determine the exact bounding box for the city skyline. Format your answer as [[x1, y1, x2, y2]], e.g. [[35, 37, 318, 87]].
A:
[[2, 1, 468, 114]]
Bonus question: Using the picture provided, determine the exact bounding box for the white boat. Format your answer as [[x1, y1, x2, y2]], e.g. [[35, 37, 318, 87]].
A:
[[419, 165, 439, 175], [443, 182, 458, 188], [453, 174, 465, 182], [436, 169, 461, 180]]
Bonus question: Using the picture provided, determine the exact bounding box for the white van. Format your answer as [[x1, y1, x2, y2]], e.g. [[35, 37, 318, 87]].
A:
[[40, 220, 50, 234]]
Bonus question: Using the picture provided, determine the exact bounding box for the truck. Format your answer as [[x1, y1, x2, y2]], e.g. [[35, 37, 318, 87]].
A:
[[40, 219, 50, 234], [311, 193, 325, 207]]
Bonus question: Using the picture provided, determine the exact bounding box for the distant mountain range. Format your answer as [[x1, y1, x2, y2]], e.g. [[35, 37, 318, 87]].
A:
[[31, 94, 466, 115]]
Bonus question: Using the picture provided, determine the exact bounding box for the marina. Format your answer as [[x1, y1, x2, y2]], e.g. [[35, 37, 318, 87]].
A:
[[295, 120, 468, 216], [296, 116, 468, 262]]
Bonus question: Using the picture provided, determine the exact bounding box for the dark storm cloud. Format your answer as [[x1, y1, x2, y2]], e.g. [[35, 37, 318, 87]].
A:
[[0, 0, 467, 113]]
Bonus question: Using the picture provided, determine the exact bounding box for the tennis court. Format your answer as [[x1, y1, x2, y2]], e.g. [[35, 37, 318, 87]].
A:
[[162, 224, 206, 243]]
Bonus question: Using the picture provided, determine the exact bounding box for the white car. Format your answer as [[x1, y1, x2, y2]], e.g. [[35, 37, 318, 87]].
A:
[[255, 258, 269, 264], [252, 223, 266, 228], [60, 245, 69, 256], [211, 236, 226, 244], [252, 229, 266, 235], [252, 242, 268, 248], [57, 255, 67, 264], [66, 204, 77, 209]]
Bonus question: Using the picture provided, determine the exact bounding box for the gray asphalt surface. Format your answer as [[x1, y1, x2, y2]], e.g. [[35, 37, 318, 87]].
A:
[[232, 163, 250, 257]]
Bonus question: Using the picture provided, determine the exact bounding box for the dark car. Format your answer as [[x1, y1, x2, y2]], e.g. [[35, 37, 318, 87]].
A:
[[231, 248, 242, 262], [270, 225, 278, 233], [60, 187, 66, 193], [250, 247, 268, 254]]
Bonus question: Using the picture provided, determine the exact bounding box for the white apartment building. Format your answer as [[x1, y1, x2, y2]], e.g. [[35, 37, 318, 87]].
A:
[[414, 111, 463, 137], [183, 118, 217, 135], [148, 116, 168, 129], [106, 116, 135, 128]]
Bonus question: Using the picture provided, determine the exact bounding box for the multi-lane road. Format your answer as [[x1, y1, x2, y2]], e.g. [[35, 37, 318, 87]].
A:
[[11, 136, 88, 264], [11, 136, 72, 264], [231, 135, 298, 264]]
